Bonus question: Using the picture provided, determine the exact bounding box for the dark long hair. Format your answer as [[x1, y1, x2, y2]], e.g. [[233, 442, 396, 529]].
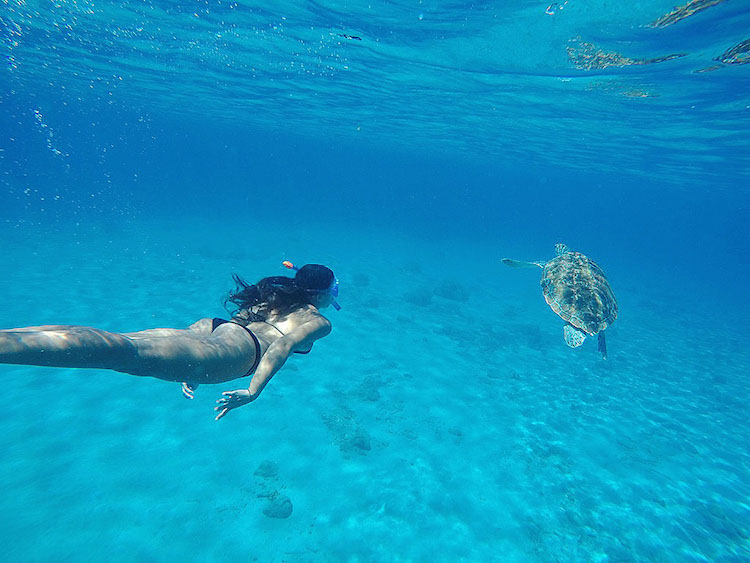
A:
[[225, 264, 335, 320]]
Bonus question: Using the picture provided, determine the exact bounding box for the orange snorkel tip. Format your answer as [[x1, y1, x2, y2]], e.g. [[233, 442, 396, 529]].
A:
[[282, 260, 297, 271]]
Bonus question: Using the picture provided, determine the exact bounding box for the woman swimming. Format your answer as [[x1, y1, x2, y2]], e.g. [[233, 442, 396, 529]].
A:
[[0, 262, 339, 420]]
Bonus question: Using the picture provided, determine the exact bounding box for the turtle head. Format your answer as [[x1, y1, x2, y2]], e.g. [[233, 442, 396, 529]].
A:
[[554, 243, 569, 256]]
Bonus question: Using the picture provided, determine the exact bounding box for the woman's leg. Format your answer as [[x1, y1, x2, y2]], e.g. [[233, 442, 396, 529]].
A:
[[0, 325, 139, 371], [0, 321, 257, 383]]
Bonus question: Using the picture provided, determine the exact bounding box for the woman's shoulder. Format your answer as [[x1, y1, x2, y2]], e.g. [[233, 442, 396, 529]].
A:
[[269, 305, 331, 331], [286, 304, 330, 322]]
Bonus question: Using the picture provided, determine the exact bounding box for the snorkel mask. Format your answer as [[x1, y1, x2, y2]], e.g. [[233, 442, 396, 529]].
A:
[[283, 261, 341, 311]]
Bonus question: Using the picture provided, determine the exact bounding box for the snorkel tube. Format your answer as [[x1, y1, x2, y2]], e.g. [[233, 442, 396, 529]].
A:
[[283, 261, 341, 311]]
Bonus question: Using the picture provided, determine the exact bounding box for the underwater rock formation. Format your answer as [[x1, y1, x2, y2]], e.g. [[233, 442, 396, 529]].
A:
[[322, 406, 373, 457], [254, 460, 280, 479], [260, 491, 294, 519], [252, 459, 292, 519]]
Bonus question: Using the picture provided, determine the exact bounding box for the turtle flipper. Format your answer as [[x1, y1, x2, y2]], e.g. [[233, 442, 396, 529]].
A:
[[563, 324, 586, 348], [501, 258, 544, 269], [598, 331, 608, 360]]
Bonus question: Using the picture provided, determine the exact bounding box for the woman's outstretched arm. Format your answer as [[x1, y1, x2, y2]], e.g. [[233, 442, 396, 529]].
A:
[[214, 316, 332, 419]]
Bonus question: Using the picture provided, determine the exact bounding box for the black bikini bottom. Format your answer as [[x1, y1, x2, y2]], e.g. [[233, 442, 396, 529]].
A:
[[211, 318, 262, 377]]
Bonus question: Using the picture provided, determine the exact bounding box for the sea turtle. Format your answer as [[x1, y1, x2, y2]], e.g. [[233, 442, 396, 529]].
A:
[[502, 243, 618, 359]]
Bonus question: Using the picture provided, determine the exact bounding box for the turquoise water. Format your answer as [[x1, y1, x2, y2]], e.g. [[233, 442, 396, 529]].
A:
[[1, 1, 750, 561]]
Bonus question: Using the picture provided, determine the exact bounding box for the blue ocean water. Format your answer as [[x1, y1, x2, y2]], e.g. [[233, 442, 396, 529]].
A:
[[1, 0, 749, 560]]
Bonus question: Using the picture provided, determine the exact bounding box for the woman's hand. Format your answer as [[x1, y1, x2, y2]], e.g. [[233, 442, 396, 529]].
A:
[[214, 388, 255, 420], [181, 382, 198, 399]]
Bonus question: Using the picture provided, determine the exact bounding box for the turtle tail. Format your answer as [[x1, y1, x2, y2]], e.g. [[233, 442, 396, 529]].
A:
[[598, 331, 608, 360]]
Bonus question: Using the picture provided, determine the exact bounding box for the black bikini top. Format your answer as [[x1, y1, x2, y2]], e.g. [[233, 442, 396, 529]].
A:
[[259, 319, 311, 354], [232, 312, 313, 355]]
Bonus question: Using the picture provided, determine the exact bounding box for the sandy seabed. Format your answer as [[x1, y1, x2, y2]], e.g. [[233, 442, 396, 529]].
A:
[[0, 217, 748, 562]]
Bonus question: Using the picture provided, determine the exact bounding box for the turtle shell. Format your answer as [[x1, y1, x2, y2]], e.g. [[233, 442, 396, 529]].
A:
[[540, 252, 618, 335]]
